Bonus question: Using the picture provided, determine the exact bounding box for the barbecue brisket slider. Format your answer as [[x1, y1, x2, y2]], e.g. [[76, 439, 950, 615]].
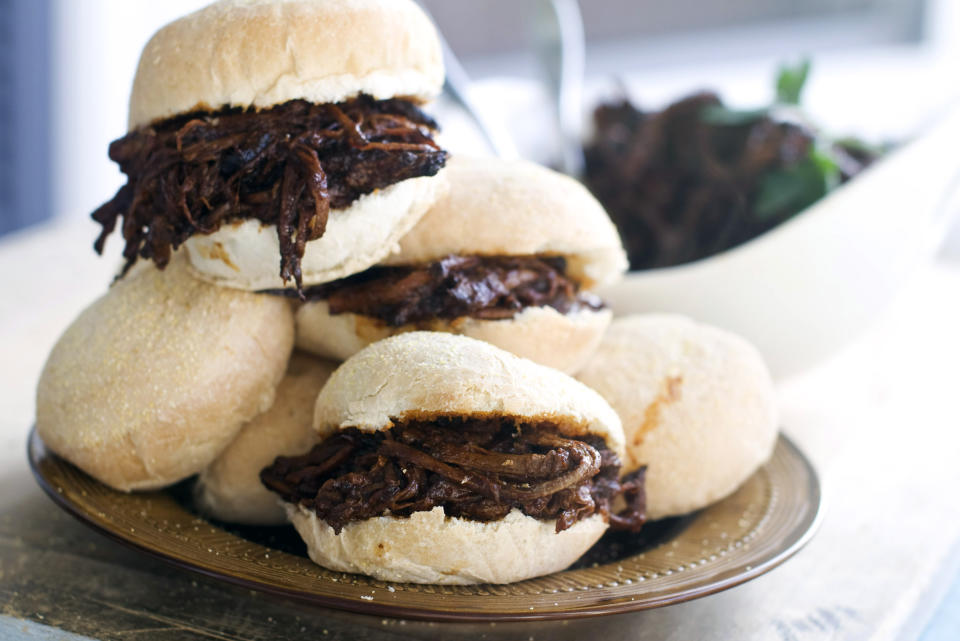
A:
[[260, 332, 646, 584], [293, 156, 628, 373], [35, 255, 294, 491], [576, 315, 778, 519], [92, 0, 449, 293], [196, 352, 337, 525]]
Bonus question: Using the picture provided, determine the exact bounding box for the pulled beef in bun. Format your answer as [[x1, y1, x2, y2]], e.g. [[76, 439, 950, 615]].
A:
[[91, 0, 449, 293]]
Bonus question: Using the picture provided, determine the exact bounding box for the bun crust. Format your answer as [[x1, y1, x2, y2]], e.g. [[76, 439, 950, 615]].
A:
[[185, 173, 444, 290], [129, 0, 444, 129], [312, 332, 625, 458], [36, 255, 294, 491], [295, 302, 611, 374], [196, 353, 337, 524], [287, 505, 606, 584], [383, 156, 628, 289], [576, 315, 778, 519]]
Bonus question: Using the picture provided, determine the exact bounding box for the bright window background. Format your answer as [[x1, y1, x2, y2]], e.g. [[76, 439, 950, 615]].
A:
[[421, 0, 925, 57], [1, 0, 958, 241]]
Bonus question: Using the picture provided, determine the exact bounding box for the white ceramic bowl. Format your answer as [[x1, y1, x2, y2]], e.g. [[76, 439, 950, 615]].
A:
[[599, 108, 960, 378]]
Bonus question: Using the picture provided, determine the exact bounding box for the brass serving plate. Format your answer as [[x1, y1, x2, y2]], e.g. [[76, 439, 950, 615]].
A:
[[28, 429, 820, 621]]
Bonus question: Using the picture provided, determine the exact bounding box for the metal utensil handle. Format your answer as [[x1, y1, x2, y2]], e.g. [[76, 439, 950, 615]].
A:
[[534, 0, 586, 176], [440, 36, 521, 160]]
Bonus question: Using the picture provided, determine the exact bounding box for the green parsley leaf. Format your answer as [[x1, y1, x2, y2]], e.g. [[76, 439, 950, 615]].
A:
[[775, 58, 811, 106], [809, 146, 842, 191], [753, 151, 828, 221]]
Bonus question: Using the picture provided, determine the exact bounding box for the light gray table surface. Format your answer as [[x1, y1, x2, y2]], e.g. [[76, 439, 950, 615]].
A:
[[1, 221, 959, 640]]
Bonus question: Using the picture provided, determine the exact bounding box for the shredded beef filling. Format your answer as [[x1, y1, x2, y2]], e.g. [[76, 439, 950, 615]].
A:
[[583, 93, 875, 269], [260, 417, 646, 534], [277, 255, 604, 326], [91, 96, 447, 290]]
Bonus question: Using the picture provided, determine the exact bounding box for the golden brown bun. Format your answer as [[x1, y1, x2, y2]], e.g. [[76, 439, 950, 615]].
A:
[[295, 302, 611, 374], [576, 315, 779, 520], [128, 0, 444, 129], [35, 255, 294, 491], [195, 353, 337, 524], [383, 156, 628, 289], [287, 505, 607, 584], [184, 173, 445, 290], [312, 332, 625, 458]]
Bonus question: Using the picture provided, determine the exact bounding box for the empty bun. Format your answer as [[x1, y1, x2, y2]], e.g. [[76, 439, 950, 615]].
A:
[[296, 302, 611, 374], [576, 315, 778, 519], [129, 0, 444, 129], [383, 156, 628, 289], [287, 505, 606, 584], [313, 332, 625, 458], [184, 173, 445, 290], [196, 353, 337, 524], [36, 255, 294, 491]]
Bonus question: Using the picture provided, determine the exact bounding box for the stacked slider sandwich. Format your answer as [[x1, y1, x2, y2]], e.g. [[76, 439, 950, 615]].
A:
[[34, 0, 781, 588]]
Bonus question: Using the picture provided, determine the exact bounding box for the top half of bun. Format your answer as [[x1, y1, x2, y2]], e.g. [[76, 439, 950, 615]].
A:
[[129, 0, 444, 130], [313, 332, 625, 458], [36, 254, 294, 491], [382, 156, 628, 289], [576, 314, 778, 482]]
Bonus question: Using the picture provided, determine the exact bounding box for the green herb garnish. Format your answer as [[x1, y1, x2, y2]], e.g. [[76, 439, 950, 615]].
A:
[[775, 58, 811, 106], [754, 158, 824, 220], [753, 144, 840, 220]]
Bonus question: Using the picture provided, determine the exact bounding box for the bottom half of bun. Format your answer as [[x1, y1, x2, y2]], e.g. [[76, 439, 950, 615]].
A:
[[193, 410, 321, 525], [184, 174, 444, 291], [295, 303, 611, 374], [194, 473, 286, 526], [194, 353, 336, 525], [286, 504, 607, 584]]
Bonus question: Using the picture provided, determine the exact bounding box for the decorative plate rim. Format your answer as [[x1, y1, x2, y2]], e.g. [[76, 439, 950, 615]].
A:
[[28, 428, 822, 622]]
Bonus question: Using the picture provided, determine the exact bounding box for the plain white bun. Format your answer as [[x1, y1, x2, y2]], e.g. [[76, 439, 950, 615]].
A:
[[36, 255, 294, 491], [383, 156, 628, 289], [287, 505, 606, 584], [313, 332, 625, 458], [128, 0, 444, 129], [295, 302, 611, 374], [195, 353, 337, 525], [185, 173, 444, 290], [576, 315, 779, 520]]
